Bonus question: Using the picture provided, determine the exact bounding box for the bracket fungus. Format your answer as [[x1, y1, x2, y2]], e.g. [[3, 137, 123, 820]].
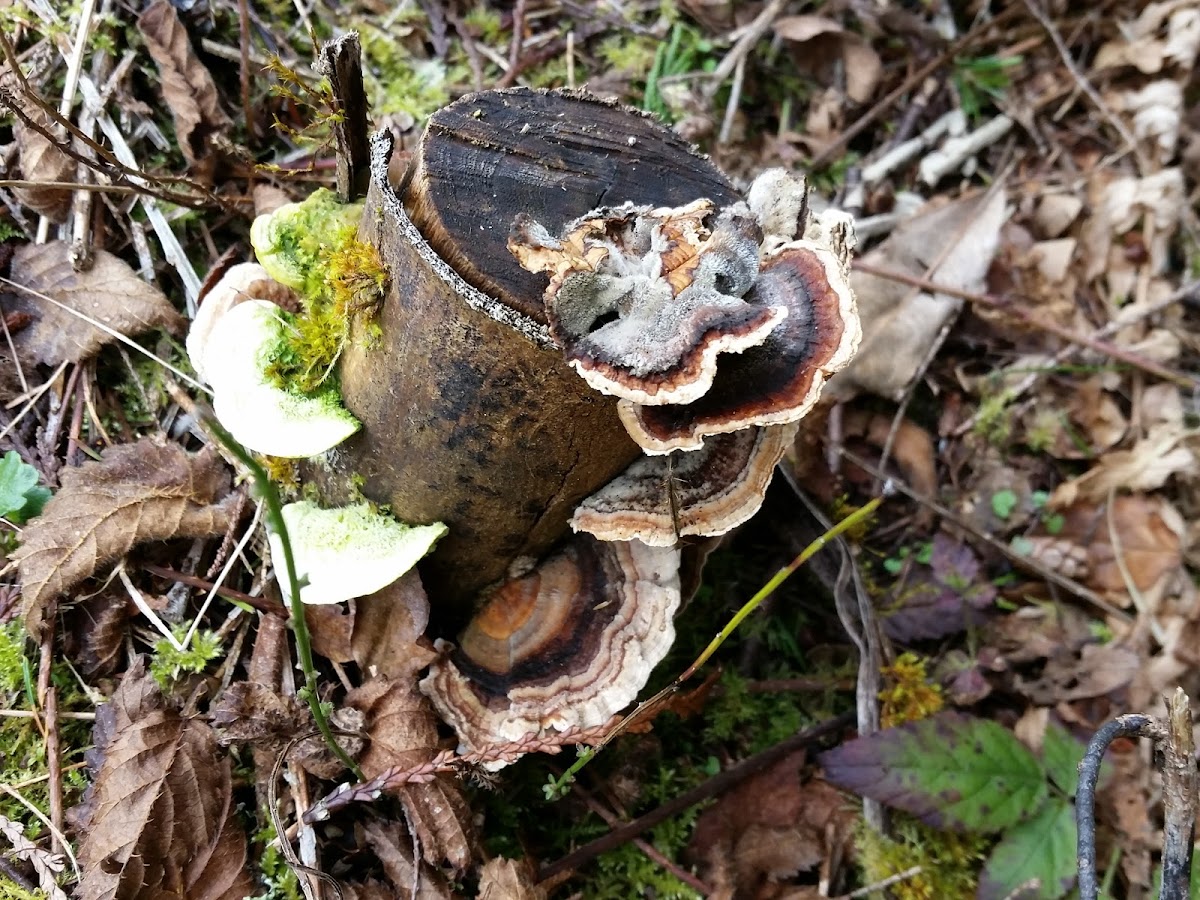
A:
[[569, 423, 800, 546], [198, 299, 361, 458], [420, 537, 680, 749], [268, 501, 446, 606]]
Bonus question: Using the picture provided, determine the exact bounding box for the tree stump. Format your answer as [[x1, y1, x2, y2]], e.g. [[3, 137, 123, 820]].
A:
[[333, 89, 742, 615]]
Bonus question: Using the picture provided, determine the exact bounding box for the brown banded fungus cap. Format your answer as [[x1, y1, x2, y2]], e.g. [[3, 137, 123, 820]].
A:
[[571, 423, 799, 546], [420, 537, 680, 751], [510, 169, 861, 455], [509, 199, 788, 406]]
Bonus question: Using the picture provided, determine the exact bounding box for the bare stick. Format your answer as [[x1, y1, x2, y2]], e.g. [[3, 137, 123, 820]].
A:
[[704, 0, 786, 96], [1160, 689, 1196, 900], [1076, 714, 1158, 900], [316, 35, 370, 203]]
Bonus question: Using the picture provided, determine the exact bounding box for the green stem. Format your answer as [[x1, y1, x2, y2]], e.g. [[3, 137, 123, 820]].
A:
[[548, 495, 884, 798], [205, 417, 363, 780]]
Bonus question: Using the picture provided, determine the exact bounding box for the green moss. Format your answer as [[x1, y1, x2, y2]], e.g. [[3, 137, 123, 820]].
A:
[[358, 25, 469, 122], [879, 652, 944, 729], [598, 34, 659, 78], [462, 8, 504, 45], [856, 814, 989, 900], [150, 627, 223, 691], [249, 823, 304, 900], [250, 190, 386, 393], [0, 622, 92, 825]]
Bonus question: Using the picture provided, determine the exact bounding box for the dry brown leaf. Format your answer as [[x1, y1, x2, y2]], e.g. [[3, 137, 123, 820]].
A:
[[1016, 642, 1140, 704], [13, 118, 73, 223], [842, 409, 937, 501], [689, 753, 852, 895], [137, 1, 232, 165], [1051, 495, 1186, 606], [351, 570, 436, 679], [13, 437, 240, 635], [340, 879, 399, 900], [75, 659, 254, 900], [832, 188, 1007, 400], [76, 589, 133, 677], [8, 241, 186, 366], [304, 603, 354, 663], [1094, 2, 1200, 74], [358, 819, 452, 900], [1050, 426, 1197, 505], [773, 16, 882, 104], [478, 858, 546, 900], [1079, 169, 1184, 298], [346, 677, 474, 872]]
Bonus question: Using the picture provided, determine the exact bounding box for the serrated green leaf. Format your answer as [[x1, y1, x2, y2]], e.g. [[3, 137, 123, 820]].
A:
[[0, 451, 44, 522], [820, 712, 1048, 832], [1041, 718, 1086, 798], [978, 797, 1076, 899]]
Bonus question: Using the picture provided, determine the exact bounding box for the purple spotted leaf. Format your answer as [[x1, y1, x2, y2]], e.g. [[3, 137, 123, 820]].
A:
[[882, 535, 997, 642], [978, 797, 1076, 899], [819, 712, 1048, 833]]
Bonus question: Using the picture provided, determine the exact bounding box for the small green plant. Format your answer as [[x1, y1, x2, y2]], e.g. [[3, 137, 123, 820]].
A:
[[150, 627, 223, 690], [0, 451, 50, 525], [972, 387, 1016, 446], [642, 23, 714, 121], [824, 713, 1089, 899], [250, 823, 303, 900], [1030, 490, 1064, 535], [952, 55, 1022, 121], [882, 540, 933, 575], [990, 489, 1018, 521]]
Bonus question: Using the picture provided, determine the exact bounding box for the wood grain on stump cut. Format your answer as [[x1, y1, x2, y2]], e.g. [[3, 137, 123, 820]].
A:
[[335, 89, 739, 615]]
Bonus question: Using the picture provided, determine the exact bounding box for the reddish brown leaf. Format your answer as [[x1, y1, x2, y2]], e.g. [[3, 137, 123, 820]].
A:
[[358, 819, 452, 900], [213, 679, 363, 780], [351, 570, 436, 678], [1053, 494, 1185, 604], [137, 1, 232, 165], [346, 677, 473, 872], [305, 603, 354, 663], [13, 437, 240, 635], [75, 659, 254, 900], [478, 857, 546, 900], [689, 752, 852, 894], [9, 242, 186, 366]]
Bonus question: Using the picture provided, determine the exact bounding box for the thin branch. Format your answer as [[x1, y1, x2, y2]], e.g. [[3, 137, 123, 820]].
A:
[[538, 711, 855, 882], [851, 260, 1199, 389], [835, 445, 1133, 623], [1160, 689, 1197, 900], [1021, 0, 1144, 169], [809, 5, 1024, 169]]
